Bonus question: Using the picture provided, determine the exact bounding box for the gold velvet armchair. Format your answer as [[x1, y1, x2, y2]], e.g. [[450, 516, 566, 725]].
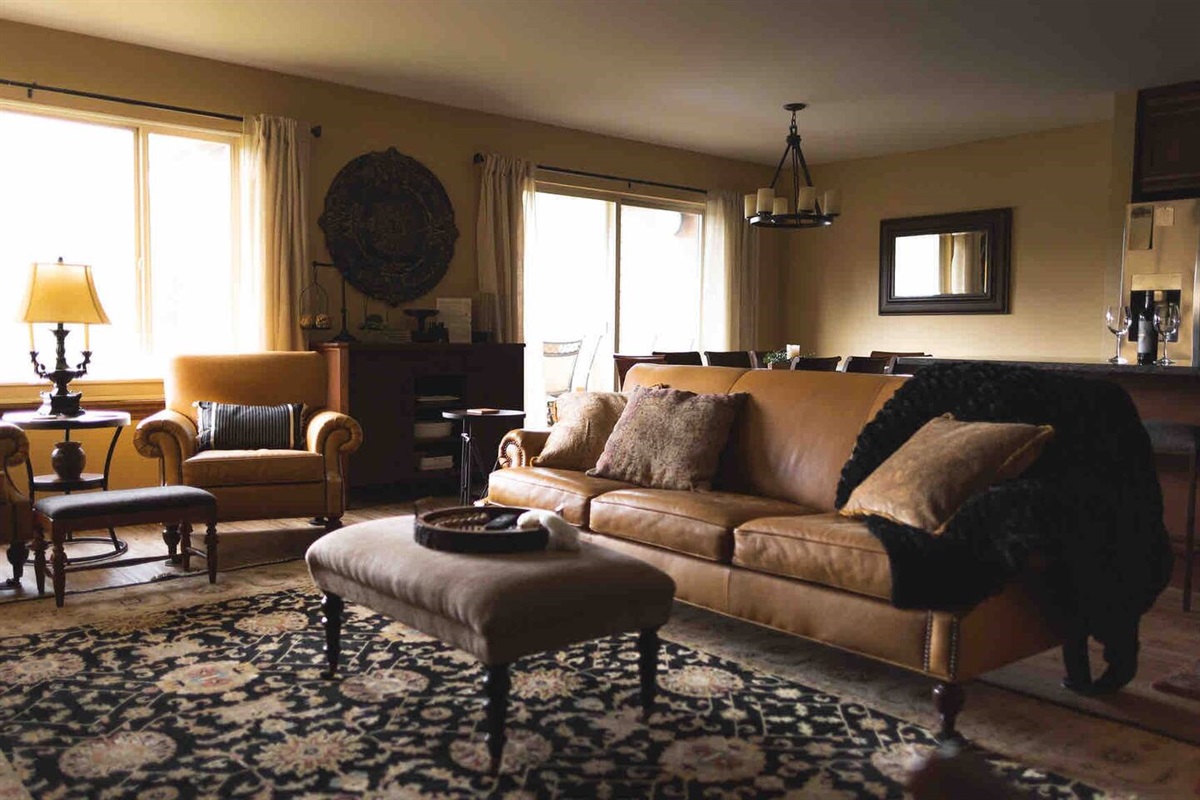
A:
[[0, 421, 32, 587], [134, 353, 363, 529]]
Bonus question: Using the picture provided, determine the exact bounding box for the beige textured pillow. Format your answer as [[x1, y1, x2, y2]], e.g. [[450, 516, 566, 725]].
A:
[[588, 386, 745, 491], [840, 414, 1054, 533], [532, 392, 628, 471]]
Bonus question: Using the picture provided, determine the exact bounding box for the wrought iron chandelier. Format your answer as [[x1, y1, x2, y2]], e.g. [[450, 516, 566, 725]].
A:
[[745, 103, 840, 229]]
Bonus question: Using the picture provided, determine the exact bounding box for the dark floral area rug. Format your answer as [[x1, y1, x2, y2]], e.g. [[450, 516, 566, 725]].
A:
[[0, 589, 1103, 799]]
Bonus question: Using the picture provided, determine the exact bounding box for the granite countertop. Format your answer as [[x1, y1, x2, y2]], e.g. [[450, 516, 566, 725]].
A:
[[893, 356, 1200, 378]]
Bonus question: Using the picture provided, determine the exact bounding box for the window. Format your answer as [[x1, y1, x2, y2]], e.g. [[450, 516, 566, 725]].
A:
[[523, 184, 705, 424], [0, 103, 248, 383]]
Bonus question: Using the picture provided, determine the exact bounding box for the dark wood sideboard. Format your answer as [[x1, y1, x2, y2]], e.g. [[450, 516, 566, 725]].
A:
[[317, 342, 525, 499]]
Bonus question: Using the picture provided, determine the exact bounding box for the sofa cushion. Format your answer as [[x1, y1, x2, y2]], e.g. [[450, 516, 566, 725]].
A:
[[733, 514, 892, 600], [182, 449, 325, 487], [485, 467, 636, 527], [840, 414, 1055, 533], [590, 488, 813, 563], [533, 391, 627, 471], [589, 386, 745, 491]]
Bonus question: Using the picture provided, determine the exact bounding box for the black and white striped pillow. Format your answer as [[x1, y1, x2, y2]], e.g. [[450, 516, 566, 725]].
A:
[[194, 401, 305, 452]]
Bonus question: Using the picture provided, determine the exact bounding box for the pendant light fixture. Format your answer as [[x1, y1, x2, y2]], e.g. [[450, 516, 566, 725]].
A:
[[745, 103, 840, 229]]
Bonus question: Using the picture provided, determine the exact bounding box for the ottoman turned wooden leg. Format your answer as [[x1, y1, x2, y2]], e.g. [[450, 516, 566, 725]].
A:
[[51, 527, 67, 608], [205, 522, 219, 584], [32, 520, 47, 596], [179, 521, 193, 572], [162, 524, 181, 564], [638, 627, 660, 720], [483, 663, 511, 775], [321, 593, 344, 679], [933, 682, 965, 743]]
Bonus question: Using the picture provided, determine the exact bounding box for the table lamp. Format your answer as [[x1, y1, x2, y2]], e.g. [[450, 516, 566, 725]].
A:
[[19, 258, 111, 417]]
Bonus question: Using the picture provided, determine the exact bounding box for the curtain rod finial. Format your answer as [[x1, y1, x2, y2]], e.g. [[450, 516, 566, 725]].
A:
[[310, 125, 322, 138], [473, 153, 484, 164]]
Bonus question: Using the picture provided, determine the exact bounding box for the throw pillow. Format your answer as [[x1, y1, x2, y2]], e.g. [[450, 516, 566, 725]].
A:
[[533, 391, 628, 471], [588, 386, 745, 491], [194, 401, 305, 452], [840, 413, 1054, 533]]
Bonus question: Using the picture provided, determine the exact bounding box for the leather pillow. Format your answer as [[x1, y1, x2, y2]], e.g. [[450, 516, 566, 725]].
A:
[[532, 391, 628, 471], [840, 413, 1054, 533], [588, 386, 745, 491], [194, 401, 305, 452]]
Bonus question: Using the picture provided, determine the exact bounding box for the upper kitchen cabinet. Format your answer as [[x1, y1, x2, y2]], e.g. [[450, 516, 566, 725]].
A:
[[1133, 81, 1200, 202]]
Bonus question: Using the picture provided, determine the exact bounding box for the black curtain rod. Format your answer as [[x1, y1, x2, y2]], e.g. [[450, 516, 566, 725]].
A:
[[0, 78, 322, 138], [473, 152, 706, 195]]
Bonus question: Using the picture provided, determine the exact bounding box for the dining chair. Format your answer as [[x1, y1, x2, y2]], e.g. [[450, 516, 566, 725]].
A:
[[652, 351, 703, 365], [543, 340, 583, 424], [614, 354, 667, 389], [750, 351, 773, 369], [704, 350, 754, 368], [844, 355, 897, 374], [791, 356, 842, 372]]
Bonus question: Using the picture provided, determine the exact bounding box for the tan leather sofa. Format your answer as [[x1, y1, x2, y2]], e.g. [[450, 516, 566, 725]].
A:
[[0, 421, 32, 586], [488, 364, 1063, 740], [134, 353, 363, 528]]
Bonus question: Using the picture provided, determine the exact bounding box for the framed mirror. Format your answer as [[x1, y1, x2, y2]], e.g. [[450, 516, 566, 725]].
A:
[[878, 207, 1012, 314]]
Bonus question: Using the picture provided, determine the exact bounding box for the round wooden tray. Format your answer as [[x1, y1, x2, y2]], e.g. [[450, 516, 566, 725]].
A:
[[415, 506, 548, 554]]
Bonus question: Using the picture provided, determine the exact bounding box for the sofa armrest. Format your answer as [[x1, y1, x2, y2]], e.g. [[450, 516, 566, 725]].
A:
[[306, 410, 363, 466], [498, 429, 551, 469], [0, 421, 29, 469], [134, 410, 197, 485]]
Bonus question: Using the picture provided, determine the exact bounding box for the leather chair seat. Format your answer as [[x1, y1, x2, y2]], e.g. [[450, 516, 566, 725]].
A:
[[590, 488, 813, 563], [486, 467, 636, 527], [734, 513, 892, 600], [183, 449, 325, 487]]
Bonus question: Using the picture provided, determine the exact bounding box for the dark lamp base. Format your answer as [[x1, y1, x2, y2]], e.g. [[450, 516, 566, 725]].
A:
[[38, 391, 84, 418]]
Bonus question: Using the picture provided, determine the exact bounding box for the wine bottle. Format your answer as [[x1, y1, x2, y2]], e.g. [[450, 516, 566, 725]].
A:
[[1136, 293, 1159, 365]]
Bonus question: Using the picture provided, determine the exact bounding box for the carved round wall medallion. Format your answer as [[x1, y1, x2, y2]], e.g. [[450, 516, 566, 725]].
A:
[[319, 147, 458, 306]]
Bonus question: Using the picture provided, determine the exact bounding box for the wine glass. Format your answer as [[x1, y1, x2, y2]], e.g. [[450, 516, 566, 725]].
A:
[[1104, 304, 1131, 364], [1154, 301, 1181, 366]]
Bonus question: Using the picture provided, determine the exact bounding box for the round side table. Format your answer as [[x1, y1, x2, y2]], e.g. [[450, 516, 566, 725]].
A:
[[441, 409, 525, 505], [1, 409, 132, 563]]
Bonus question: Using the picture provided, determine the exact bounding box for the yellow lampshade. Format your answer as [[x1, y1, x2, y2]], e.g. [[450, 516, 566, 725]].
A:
[[18, 259, 110, 325]]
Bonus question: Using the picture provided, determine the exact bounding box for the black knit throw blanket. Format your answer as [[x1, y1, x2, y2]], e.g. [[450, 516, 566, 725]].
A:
[[834, 362, 1173, 655]]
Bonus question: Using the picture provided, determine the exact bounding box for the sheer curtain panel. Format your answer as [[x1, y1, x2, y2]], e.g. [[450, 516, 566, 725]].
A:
[[242, 115, 311, 351], [702, 190, 759, 350], [476, 153, 535, 344]]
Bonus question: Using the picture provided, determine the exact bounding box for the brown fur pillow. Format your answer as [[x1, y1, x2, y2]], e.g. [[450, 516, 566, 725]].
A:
[[532, 392, 628, 471], [588, 386, 745, 491]]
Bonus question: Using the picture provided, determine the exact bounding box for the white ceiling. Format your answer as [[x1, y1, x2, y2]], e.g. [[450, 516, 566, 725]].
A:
[[1, 0, 1198, 165]]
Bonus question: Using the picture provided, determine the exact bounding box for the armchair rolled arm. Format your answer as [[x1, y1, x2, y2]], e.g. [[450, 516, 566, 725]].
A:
[[306, 410, 363, 460], [134, 410, 197, 485], [0, 421, 29, 469], [498, 429, 551, 469]]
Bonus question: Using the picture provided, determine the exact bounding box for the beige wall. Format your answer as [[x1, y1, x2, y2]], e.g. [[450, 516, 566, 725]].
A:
[[784, 120, 1128, 361]]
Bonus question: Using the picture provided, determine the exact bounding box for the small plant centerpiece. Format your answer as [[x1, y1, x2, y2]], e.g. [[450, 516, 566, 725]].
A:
[[763, 349, 790, 369]]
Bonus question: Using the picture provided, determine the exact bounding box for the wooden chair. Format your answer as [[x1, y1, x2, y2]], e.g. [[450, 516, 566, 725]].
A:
[[750, 351, 772, 369], [614, 354, 666, 389], [844, 355, 897, 374], [703, 350, 753, 368], [791, 356, 842, 372], [543, 340, 583, 424], [652, 351, 703, 365]]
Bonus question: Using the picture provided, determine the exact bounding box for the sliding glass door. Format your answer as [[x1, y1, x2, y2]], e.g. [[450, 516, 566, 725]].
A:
[[523, 187, 704, 425]]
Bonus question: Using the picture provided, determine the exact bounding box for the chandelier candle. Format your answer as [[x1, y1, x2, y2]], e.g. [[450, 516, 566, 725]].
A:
[[747, 103, 841, 229]]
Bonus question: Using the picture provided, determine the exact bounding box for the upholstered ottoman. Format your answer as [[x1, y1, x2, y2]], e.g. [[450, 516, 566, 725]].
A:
[[305, 516, 676, 774]]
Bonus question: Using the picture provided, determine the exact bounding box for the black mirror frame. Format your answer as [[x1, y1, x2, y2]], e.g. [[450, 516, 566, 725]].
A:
[[878, 207, 1012, 315]]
